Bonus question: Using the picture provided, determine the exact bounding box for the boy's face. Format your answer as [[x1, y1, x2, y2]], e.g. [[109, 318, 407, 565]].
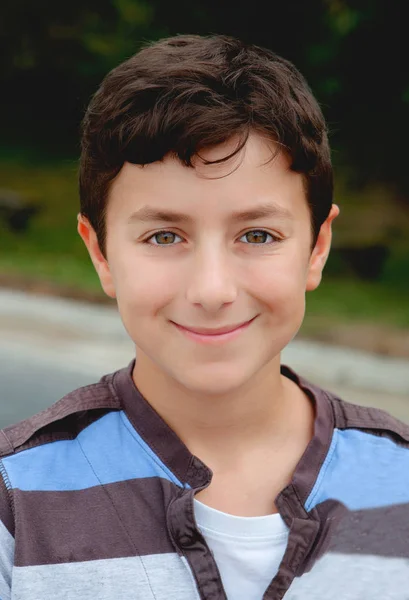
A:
[[79, 133, 338, 395]]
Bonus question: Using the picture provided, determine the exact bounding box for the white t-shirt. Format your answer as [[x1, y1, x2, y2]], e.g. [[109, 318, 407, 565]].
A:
[[194, 499, 289, 600]]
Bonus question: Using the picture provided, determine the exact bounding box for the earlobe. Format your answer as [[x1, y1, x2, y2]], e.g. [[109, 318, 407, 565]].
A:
[[77, 214, 116, 299], [306, 204, 340, 292]]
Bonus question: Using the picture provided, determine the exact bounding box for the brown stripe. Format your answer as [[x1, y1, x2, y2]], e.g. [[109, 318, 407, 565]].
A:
[[328, 503, 409, 558], [13, 476, 180, 567]]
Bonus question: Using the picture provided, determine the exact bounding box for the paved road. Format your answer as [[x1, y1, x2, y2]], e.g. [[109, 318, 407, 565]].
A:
[[0, 349, 94, 428], [1, 289, 408, 429]]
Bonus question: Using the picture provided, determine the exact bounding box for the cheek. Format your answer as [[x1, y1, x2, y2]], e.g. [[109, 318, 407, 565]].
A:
[[111, 254, 181, 314], [248, 253, 308, 312], [259, 267, 307, 344]]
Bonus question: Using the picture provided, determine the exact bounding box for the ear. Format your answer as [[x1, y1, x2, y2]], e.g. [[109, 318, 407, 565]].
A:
[[306, 204, 340, 292], [77, 214, 116, 299]]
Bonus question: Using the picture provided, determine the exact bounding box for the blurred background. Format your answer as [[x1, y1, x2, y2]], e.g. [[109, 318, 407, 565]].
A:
[[0, 0, 408, 425]]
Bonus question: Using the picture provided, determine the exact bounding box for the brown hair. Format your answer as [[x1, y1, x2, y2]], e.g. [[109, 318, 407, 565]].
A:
[[79, 34, 333, 256]]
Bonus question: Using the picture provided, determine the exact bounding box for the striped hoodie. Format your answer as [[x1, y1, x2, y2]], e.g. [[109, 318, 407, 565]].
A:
[[1, 360, 409, 599]]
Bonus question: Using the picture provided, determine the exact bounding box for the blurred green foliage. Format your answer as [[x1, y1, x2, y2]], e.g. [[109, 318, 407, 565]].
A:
[[1, 0, 409, 195]]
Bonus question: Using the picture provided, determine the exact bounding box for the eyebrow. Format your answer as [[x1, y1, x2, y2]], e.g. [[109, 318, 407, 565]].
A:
[[127, 202, 293, 225]]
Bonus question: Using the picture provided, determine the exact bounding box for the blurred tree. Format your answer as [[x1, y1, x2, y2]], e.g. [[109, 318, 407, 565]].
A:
[[321, 0, 409, 197], [0, 0, 408, 200], [0, 0, 155, 153]]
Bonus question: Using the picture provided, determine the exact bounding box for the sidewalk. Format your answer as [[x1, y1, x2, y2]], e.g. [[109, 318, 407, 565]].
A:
[[2, 288, 408, 419]]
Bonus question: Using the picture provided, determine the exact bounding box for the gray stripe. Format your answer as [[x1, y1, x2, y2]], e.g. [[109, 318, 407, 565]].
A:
[[0, 476, 13, 537], [0, 519, 13, 600], [285, 552, 409, 599], [328, 503, 409, 558], [12, 553, 200, 600], [13, 477, 179, 567]]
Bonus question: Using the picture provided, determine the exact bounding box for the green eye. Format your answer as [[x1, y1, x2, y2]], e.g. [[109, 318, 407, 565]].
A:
[[241, 230, 273, 244]]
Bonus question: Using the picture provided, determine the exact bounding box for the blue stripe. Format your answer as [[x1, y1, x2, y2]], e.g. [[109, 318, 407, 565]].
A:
[[305, 428, 409, 511], [2, 411, 184, 491], [118, 412, 186, 488]]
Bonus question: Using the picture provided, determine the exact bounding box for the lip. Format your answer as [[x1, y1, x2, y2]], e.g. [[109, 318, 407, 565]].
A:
[[177, 319, 254, 335], [171, 316, 257, 344]]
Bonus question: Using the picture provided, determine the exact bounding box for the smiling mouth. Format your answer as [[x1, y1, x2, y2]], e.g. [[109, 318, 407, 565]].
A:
[[171, 316, 257, 338]]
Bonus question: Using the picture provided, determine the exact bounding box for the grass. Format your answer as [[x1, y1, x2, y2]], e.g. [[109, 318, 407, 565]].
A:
[[304, 277, 409, 329], [1, 155, 408, 347], [0, 156, 102, 294]]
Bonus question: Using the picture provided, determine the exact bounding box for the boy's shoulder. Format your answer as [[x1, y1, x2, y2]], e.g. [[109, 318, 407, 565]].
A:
[[286, 365, 409, 446], [0, 370, 120, 460], [329, 392, 409, 441], [326, 388, 409, 445]]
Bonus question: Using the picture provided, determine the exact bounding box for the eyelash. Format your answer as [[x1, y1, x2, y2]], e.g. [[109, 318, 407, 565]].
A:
[[143, 229, 282, 247]]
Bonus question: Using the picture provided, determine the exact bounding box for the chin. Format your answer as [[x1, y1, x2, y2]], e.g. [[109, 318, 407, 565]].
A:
[[174, 363, 257, 397]]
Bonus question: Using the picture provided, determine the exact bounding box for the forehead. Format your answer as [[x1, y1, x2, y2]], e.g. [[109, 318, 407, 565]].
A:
[[107, 134, 308, 222]]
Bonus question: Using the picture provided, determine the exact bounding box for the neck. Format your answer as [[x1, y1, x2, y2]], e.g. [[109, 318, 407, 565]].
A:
[[132, 352, 310, 466]]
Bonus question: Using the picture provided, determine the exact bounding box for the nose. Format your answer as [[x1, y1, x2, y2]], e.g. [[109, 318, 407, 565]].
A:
[[186, 247, 237, 313]]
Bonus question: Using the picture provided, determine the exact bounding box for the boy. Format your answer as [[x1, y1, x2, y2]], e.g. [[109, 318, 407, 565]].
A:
[[1, 34, 409, 600]]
